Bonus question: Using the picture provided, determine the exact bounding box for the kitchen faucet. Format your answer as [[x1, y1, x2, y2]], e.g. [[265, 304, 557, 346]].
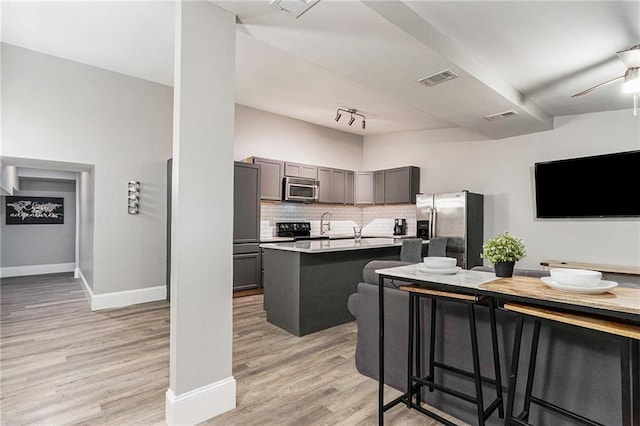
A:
[[320, 211, 332, 235]]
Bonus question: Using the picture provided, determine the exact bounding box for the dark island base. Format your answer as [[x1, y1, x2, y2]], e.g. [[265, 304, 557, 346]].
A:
[[263, 246, 402, 336]]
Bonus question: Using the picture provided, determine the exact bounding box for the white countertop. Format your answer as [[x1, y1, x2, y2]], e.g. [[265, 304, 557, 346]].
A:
[[260, 237, 424, 253], [375, 263, 640, 318], [260, 234, 421, 243], [375, 263, 497, 290]]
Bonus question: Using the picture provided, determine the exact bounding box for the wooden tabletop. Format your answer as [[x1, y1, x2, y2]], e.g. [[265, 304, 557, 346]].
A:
[[481, 276, 640, 317]]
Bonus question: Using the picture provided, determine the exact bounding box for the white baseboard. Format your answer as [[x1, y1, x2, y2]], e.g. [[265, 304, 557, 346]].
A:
[[78, 269, 93, 305], [166, 377, 236, 426], [0, 262, 76, 278], [77, 269, 167, 311], [74, 268, 80, 279]]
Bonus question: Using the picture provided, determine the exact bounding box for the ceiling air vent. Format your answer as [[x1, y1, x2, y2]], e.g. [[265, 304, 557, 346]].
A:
[[270, 0, 320, 18], [417, 70, 458, 87], [483, 110, 520, 121]]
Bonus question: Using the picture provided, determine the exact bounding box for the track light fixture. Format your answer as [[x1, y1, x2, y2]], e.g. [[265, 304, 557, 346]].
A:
[[335, 108, 366, 130]]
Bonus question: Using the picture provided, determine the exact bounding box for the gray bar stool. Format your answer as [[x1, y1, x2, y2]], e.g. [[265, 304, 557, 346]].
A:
[[400, 284, 504, 426], [504, 303, 640, 426]]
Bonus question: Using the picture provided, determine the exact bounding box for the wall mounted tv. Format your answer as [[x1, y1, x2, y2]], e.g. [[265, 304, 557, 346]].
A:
[[534, 150, 640, 218]]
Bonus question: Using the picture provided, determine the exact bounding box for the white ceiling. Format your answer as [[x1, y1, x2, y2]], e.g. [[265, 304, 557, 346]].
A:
[[2, 1, 639, 139]]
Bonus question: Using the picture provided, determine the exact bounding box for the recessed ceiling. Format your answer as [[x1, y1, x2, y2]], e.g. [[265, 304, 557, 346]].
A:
[[2, 1, 639, 139]]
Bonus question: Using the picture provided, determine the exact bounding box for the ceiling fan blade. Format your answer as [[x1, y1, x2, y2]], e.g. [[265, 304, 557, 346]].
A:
[[571, 75, 624, 97], [616, 44, 640, 68]]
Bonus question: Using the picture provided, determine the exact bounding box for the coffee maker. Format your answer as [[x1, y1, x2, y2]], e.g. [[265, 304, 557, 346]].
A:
[[393, 218, 407, 236]]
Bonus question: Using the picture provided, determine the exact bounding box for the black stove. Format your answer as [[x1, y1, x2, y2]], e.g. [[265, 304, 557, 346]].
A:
[[276, 222, 311, 239], [276, 222, 329, 241]]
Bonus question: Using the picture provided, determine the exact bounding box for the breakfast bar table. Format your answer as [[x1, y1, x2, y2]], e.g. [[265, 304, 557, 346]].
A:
[[374, 264, 640, 425]]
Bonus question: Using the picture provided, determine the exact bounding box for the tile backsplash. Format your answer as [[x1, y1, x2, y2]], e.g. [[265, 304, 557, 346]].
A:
[[260, 202, 417, 239]]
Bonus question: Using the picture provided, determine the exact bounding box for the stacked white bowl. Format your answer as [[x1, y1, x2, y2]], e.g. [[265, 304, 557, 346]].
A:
[[550, 268, 602, 287], [423, 257, 457, 269]]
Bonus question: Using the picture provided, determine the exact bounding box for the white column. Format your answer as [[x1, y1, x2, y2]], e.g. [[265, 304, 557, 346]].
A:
[[165, 2, 236, 425]]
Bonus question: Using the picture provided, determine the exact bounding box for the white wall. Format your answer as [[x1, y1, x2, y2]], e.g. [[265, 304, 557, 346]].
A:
[[0, 163, 19, 195], [1, 43, 173, 295], [79, 169, 95, 290], [363, 109, 640, 269], [235, 104, 364, 171], [166, 2, 235, 424]]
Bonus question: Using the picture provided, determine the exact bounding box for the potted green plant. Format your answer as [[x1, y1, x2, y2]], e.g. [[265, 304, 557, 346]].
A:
[[481, 231, 526, 277]]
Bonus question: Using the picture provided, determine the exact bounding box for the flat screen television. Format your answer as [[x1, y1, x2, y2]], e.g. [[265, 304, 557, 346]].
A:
[[534, 150, 640, 218]]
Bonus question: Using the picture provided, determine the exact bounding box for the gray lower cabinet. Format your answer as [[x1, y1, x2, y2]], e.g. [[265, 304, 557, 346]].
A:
[[251, 157, 284, 201], [284, 162, 317, 179], [384, 166, 420, 204], [355, 172, 374, 205], [233, 251, 262, 290]]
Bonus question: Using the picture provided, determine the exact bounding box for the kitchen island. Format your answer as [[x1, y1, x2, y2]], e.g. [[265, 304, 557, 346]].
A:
[[261, 238, 421, 336]]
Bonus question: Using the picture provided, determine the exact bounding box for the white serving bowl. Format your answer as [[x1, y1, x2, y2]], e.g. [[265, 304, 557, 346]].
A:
[[423, 256, 457, 269], [550, 268, 602, 287]]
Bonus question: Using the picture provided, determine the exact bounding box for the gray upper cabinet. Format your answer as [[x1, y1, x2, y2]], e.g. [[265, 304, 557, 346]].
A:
[[317, 167, 352, 204], [355, 172, 374, 205], [384, 166, 420, 204], [284, 162, 317, 180], [330, 169, 345, 203], [317, 167, 332, 203], [251, 157, 284, 201], [374, 171, 385, 205], [345, 171, 354, 205], [233, 162, 261, 243], [247, 155, 419, 205]]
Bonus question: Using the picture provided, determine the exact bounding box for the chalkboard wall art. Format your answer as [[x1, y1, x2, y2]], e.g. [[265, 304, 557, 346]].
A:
[[5, 196, 64, 225]]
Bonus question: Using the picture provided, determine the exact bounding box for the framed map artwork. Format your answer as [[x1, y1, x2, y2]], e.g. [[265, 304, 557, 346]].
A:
[[5, 196, 64, 225]]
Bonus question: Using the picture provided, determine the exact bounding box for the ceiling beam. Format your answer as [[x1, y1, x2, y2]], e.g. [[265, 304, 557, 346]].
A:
[[363, 1, 553, 137]]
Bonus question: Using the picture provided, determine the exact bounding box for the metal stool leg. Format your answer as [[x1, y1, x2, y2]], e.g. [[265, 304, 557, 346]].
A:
[[415, 296, 422, 408], [621, 338, 631, 426], [428, 298, 437, 392], [521, 320, 541, 422], [468, 303, 485, 426], [489, 298, 504, 418], [407, 293, 415, 409], [632, 340, 640, 426], [505, 315, 525, 426]]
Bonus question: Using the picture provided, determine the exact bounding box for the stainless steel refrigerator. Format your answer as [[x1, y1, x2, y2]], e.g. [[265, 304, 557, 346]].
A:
[[416, 191, 484, 269]]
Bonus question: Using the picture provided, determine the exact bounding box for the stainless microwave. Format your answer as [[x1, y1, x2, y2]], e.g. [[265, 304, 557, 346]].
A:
[[283, 176, 319, 202]]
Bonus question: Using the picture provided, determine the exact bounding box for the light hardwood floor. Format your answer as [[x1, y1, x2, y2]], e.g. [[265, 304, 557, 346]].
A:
[[1, 273, 456, 425]]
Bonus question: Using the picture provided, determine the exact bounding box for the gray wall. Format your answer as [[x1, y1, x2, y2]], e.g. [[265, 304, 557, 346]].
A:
[[1, 43, 173, 294], [1, 178, 76, 267]]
